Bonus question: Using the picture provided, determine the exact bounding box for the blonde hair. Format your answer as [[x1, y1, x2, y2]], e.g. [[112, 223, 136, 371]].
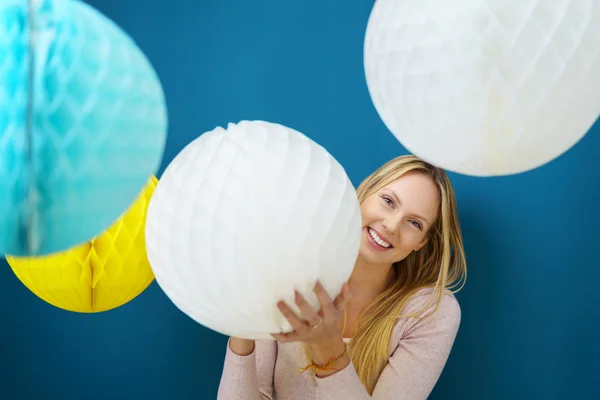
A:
[[304, 155, 467, 394]]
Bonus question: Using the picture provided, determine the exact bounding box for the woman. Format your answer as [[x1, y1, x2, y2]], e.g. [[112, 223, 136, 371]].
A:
[[217, 155, 467, 399]]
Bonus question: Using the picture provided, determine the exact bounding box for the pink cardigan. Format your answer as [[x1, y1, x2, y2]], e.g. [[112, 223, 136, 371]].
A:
[[217, 288, 461, 399]]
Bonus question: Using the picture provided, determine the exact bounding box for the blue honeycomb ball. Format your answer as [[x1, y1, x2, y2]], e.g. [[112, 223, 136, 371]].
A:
[[0, 0, 168, 256]]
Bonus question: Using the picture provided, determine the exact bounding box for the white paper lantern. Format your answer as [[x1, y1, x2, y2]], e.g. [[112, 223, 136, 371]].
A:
[[145, 121, 362, 339], [364, 0, 600, 176]]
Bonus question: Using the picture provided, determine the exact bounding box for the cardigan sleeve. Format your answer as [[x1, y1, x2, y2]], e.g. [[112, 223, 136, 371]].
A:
[[314, 292, 461, 399], [217, 339, 278, 400]]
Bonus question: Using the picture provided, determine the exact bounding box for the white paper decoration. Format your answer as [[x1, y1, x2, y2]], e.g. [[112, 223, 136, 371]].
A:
[[364, 0, 600, 176], [145, 121, 362, 339]]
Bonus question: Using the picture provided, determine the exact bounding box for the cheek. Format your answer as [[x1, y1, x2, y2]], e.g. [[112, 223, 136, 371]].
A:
[[359, 201, 378, 224], [395, 225, 424, 246]]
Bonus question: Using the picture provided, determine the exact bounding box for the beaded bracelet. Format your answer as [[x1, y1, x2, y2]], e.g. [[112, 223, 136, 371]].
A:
[[298, 345, 349, 375]]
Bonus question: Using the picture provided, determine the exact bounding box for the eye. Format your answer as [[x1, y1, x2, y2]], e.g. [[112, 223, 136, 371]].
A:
[[409, 220, 422, 230], [382, 196, 394, 207]]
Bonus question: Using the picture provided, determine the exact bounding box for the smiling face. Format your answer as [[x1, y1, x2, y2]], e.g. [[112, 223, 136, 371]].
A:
[[357, 171, 440, 268]]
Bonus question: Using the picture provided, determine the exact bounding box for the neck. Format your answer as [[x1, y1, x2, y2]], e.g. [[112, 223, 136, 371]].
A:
[[348, 257, 397, 299]]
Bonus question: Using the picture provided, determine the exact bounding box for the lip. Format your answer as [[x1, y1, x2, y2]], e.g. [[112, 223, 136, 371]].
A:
[[365, 227, 393, 252]]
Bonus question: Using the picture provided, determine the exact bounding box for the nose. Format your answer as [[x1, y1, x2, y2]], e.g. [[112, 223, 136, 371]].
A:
[[382, 216, 399, 235], [382, 210, 405, 235]]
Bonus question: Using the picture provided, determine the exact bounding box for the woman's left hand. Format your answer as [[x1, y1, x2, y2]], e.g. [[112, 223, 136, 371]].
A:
[[271, 281, 352, 346]]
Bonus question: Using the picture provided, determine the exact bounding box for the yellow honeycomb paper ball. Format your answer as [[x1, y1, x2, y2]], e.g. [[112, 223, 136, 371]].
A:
[[5, 175, 159, 313]]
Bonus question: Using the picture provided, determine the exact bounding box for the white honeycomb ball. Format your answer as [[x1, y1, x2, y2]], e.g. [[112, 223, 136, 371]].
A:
[[364, 0, 600, 176], [145, 120, 362, 340]]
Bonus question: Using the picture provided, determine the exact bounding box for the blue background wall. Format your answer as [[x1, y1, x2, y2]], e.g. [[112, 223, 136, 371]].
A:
[[1, 0, 598, 399]]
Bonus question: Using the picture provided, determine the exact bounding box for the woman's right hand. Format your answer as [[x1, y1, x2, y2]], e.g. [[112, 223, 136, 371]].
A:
[[228, 337, 255, 356]]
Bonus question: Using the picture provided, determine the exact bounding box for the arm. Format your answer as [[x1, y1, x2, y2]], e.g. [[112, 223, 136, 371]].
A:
[[217, 338, 277, 400], [313, 293, 462, 399]]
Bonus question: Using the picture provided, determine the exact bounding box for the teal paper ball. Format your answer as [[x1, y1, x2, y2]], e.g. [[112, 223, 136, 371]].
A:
[[0, 0, 168, 256]]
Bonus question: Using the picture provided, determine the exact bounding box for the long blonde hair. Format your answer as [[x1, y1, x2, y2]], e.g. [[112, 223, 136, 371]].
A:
[[305, 155, 467, 394]]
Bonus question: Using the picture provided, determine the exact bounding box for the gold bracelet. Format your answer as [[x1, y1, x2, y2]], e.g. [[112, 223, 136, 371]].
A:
[[298, 345, 348, 375]]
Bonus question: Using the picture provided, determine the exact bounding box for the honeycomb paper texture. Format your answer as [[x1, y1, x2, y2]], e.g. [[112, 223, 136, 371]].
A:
[[5, 176, 158, 313], [0, 0, 168, 256], [364, 0, 600, 177], [145, 121, 362, 340]]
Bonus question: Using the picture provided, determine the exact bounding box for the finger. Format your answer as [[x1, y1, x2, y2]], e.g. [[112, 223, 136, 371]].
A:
[[271, 331, 302, 344], [277, 300, 308, 332], [271, 333, 291, 343], [313, 281, 337, 319], [294, 290, 322, 326]]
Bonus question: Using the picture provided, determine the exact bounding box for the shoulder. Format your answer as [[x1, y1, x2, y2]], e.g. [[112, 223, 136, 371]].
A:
[[407, 287, 461, 319], [392, 287, 461, 339]]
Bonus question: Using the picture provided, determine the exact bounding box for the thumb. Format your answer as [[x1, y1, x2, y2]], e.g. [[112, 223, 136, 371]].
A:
[[333, 282, 352, 311]]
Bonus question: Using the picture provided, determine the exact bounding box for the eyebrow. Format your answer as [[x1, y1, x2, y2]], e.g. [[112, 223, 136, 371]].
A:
[[387, 189, 431, 226]]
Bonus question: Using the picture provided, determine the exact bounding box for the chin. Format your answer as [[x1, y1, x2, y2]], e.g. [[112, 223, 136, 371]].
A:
[[358, 241, 391, 266]]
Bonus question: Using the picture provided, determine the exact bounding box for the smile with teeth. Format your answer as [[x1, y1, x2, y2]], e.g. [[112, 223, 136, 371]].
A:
[[368, 228, 392, 249]]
